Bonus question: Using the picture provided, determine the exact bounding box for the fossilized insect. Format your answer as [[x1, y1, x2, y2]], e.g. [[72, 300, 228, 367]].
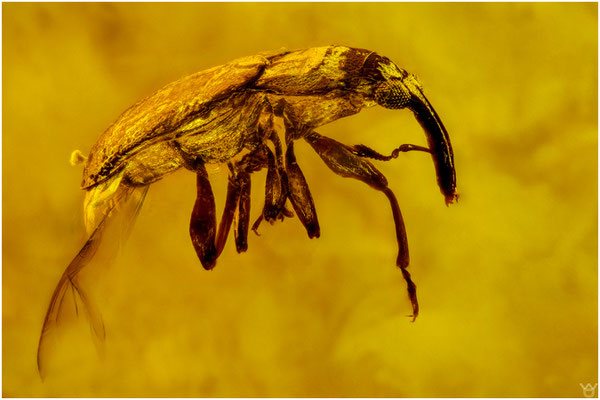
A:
[[38, 46, 457, 373]]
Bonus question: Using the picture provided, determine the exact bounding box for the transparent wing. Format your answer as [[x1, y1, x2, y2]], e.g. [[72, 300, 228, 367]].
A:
[[37, 181, 148, 377]]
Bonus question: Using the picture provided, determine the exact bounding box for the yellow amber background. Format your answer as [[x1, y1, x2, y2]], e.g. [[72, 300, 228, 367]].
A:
[[3, 3, 597, 397]]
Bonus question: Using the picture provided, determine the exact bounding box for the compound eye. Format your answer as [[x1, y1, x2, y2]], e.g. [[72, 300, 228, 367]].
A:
[[374, 81, 411, 109]]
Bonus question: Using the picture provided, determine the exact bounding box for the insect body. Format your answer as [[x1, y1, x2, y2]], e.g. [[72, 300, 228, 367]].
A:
[[38, 46, 457, 373]]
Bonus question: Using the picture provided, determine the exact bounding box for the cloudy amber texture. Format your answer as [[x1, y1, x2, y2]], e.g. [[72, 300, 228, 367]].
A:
[[3, 3, 597, 397]]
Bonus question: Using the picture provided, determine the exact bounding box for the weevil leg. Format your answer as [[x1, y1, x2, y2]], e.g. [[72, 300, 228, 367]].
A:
[[285, 140, 320, 239], [252, 160, 294, 236], [250, 119, 295, 235], [251, 145, 294, 234], [227, 146, 272, 253], [192, 146, 271, 265], [266, 131, 295, 220], [350, 143, 431, 161], [262, 147, 288, 222], [275, 100, 320, 238], [250, 150, 279, 235], [303, 130, 418, 320], [190, 162, 218, 270], [234, 172, 251, 252], [215, 167, 243, 256]]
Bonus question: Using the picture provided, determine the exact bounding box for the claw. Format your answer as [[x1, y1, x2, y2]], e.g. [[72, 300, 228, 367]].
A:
[[251, 214, 263, 236], [251, 204, 294, 236], [282, 205, 294, 218]]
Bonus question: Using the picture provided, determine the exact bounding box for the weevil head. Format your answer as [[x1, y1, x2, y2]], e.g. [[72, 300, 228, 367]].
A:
[[361, 53, 423, 110], [362, 52, 458, 205], [373, 79, 411, 109]]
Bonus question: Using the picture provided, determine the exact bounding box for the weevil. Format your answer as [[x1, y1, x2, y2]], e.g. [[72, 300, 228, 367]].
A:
[[38, 46, 457, 374]]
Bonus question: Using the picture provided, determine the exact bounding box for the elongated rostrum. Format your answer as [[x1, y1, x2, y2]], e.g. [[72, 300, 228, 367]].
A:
[[38, 46, 457, 374]]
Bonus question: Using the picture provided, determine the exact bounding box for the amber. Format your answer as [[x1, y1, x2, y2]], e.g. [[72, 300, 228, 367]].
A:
[[3, 3, 597, 397]]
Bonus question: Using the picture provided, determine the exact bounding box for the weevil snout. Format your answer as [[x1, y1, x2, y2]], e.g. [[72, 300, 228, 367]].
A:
[[372, 70, 457, 205], [402, 77, 457, 205]]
